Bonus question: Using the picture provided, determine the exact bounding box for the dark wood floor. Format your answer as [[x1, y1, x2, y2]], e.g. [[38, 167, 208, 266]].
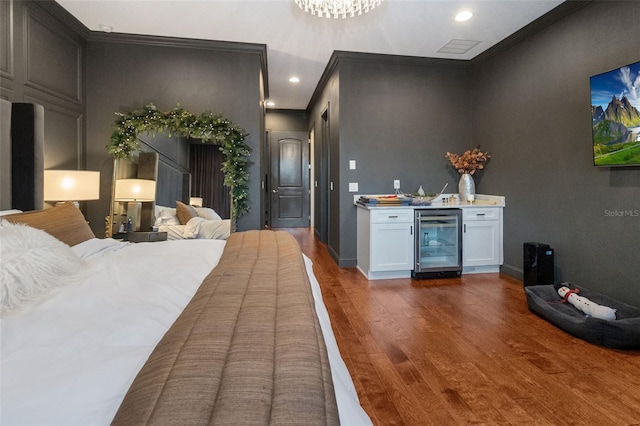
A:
[[279, 227, 640, 426]]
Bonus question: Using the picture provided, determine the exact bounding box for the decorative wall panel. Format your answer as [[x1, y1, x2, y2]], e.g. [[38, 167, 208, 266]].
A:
[[25, 10, 81, 103], [25, 95, 83, 169], [0, 0, 13, 79]]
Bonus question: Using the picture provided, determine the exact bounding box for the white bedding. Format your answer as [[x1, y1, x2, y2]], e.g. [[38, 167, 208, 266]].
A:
[[156, 223, 188, 240], [0, 238, 371, 425], [154, 205, 230, 240], [157, 218, 231, 240]]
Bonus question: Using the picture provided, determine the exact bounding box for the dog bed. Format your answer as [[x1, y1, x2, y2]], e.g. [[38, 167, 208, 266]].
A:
[[524, 283, 640, 349]]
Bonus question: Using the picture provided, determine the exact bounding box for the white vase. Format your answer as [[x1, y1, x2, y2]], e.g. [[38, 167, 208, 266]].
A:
[[458, 173, 475, 202]]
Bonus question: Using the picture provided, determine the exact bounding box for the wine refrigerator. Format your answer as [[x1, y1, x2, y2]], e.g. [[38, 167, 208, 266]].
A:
[[412, 209, 462, 278]]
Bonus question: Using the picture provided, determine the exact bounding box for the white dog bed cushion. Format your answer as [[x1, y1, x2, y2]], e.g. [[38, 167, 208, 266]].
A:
[[524, 283, 640, 349]]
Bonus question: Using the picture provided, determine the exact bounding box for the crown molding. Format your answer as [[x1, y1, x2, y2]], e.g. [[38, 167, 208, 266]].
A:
[[30, 1, 269, 100]]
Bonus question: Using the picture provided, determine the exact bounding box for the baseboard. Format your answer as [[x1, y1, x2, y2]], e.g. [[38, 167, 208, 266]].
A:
[[327, 244, 341, 265], [327, 244, 356, 268], [338, 257, 357, 268], [500, 263, 523, 282]]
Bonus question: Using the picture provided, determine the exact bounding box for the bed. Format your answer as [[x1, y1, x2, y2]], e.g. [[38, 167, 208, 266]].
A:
[[0, 203, 372, 425], [0, 100, 371, 425], [154, 201, 231, 240]]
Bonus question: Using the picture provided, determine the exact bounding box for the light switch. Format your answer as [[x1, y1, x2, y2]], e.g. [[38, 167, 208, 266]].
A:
[[349, 182, 359, 192], [349, 160, 356, 170]]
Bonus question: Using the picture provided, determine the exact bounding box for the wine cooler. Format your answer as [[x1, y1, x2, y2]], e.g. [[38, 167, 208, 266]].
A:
[[412, 209, 462, 278]]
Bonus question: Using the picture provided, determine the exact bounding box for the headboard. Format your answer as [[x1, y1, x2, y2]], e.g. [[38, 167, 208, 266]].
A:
[[137, 133, 190, 208], [0, 99, 45, 211], [156, 160, 190, 207]]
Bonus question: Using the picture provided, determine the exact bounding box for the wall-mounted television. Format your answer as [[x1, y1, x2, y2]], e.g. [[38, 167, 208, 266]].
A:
[[590, 60, 640, 167]]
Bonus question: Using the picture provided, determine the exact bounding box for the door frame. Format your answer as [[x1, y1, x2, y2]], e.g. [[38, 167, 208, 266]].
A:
[[313, 104, 330, 243], [309, 127, 315, 230]]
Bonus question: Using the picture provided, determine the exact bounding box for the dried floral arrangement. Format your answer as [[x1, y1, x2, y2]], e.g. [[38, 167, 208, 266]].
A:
[[445, 146, 491, 175]]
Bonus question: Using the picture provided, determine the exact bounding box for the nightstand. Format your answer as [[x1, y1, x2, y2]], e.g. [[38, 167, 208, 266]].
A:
[[122, 231, 168, 243]]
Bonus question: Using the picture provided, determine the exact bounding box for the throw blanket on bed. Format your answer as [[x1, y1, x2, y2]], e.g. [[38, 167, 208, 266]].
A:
[[112, 230, 339, 426]]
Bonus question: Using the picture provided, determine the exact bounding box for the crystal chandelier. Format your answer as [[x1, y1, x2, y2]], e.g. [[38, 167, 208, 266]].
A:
[[295, 0, 383, 19]]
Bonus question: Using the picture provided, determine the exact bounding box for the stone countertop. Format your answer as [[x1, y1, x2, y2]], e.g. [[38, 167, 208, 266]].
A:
[[354, 193, 505, 209]]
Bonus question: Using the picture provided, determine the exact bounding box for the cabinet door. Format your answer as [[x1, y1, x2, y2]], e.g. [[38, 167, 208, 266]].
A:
[[371, 222, 413, 271], [463, 220, 500, 267]]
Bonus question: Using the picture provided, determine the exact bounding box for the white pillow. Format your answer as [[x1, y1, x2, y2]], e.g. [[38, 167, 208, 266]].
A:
[[0, 220, 84, 317], [153, 207, 180, 226], [154, 205, 173, 217], [195, 207, 222, 221]]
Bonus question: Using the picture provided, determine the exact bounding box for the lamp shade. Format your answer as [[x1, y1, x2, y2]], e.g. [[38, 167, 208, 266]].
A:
[[190, 197, 203, 207], [44, 170, 100, 201], [114, 179, 156, 202]]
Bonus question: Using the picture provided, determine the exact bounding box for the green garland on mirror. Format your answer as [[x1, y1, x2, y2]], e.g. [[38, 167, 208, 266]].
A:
[[107, 103, 250, 218]]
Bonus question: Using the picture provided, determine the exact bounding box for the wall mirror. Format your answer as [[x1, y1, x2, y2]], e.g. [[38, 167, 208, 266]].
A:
[[106, 104, 250, 237]]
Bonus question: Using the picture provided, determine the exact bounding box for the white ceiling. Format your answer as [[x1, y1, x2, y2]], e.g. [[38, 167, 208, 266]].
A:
[[56, 0, 564, 110]]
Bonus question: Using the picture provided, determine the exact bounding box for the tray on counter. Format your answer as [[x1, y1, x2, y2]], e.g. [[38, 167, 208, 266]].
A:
[[357, 195, 413, 206]]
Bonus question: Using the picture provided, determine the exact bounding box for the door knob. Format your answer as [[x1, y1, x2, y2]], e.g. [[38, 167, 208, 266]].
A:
[[272, 189, 279, 193]]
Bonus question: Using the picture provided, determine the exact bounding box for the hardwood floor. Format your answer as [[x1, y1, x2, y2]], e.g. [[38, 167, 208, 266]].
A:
[[278, 227, 640, 426]]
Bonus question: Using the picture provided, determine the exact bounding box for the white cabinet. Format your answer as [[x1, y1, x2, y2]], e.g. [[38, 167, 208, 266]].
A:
[[357, 208, 413, 279], [356, 195, 505, 280], [462, 207, 503, 273]]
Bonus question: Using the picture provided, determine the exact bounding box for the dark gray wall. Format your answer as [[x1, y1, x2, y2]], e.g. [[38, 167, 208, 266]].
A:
[[1, 1, 266, 236], [266, 109, 308, 132], [1, 0, 86, 177], [84, 36, 265, 234], [308, 3, 640, 307], [309, 70, 340, 247], [6, 1, 639, 306], [472, 0, 640, 304], [309, 54, 472, 266]]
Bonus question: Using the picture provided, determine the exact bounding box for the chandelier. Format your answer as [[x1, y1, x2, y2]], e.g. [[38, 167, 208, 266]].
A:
[[294, 0, 383, 19]]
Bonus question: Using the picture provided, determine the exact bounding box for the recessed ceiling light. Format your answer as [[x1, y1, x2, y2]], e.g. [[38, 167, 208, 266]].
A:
[[289, 76, 300, 83], [266, 101, 275, 107], [455, 11, 473, 22]]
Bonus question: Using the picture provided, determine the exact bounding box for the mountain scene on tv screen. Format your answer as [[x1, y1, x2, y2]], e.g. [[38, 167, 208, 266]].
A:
[[591, 61, 640, 166]]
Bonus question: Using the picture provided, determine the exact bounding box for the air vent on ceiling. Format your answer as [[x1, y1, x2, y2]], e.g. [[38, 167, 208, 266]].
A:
[[437, 39, 481, 55]]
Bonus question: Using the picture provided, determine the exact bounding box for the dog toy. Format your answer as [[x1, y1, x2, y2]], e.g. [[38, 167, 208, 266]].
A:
[[557, 285, 617, 321]]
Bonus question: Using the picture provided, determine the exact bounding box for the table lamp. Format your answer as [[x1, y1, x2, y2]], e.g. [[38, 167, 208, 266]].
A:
[[44, 170, 100, 207], [114, 178, 156, 231], [190, 197, 203, 207]]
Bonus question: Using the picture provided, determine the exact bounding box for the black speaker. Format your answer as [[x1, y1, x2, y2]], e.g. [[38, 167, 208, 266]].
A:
[[523, 242, 554, 286]]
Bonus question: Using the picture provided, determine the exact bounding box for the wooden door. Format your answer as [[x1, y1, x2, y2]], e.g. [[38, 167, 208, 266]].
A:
[[269, 131, 310, 228]]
